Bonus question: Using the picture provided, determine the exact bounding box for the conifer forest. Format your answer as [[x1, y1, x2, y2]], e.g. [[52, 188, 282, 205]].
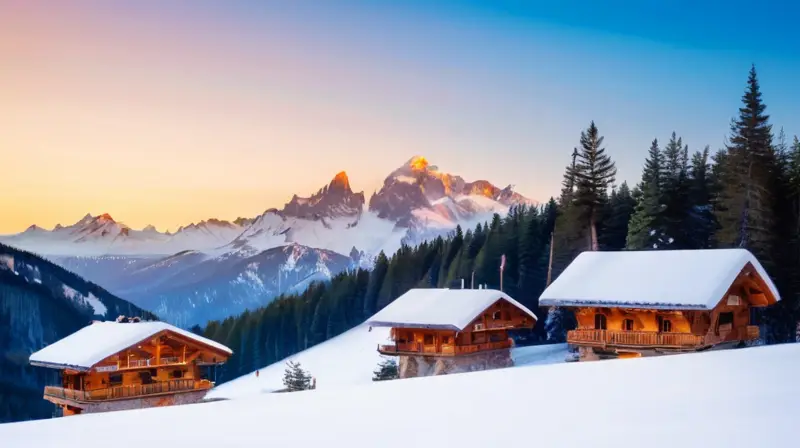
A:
[[198, 66, 800, 384]]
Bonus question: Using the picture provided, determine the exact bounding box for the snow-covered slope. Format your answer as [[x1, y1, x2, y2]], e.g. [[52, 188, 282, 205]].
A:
[[206, 322, 567, 400], [3, 344, 798, 447]]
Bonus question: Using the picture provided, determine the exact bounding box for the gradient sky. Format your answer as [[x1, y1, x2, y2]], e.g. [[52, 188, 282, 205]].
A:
[[2, 0, 799, 234]]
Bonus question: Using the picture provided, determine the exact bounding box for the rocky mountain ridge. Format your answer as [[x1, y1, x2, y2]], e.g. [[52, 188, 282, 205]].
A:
[[2, 157, 535, 326]]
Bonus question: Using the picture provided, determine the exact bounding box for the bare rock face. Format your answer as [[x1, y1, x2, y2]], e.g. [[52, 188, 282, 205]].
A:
[[281, 171, 365, 220], [397, 349, 514, 379]]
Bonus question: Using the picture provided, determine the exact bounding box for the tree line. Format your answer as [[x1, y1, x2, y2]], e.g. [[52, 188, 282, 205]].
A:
[[198, 65, 799, 383]]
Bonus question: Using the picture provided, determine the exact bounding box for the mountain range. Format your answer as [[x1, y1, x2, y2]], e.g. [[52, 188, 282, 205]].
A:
[[1, 156, 534, 326]]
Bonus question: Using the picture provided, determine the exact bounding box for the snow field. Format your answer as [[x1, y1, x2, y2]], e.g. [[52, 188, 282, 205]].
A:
[[2, 343, 798, 447]]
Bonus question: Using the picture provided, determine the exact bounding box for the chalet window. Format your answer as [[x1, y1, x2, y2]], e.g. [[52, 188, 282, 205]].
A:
[[442, 336, 451, 344], [423, 334, 434, 345], [622, 319, 634, 331], [659, 319, 672, 333], [172, 370, 183, 379], [493, 311, 502, 320], [109, 374, 122, 386], [594, 314, 607, 330]]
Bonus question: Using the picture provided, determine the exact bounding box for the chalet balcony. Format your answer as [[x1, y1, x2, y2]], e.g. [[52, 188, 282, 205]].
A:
[[567, 326, 760, 350], [95, 356, 187, 372], [43, 379, 213, 403], [377, 340, 512, 356]]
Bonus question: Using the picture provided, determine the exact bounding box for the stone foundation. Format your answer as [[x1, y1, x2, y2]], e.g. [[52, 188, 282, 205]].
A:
[[50, 390, 209, 416], [577, 346, 655, 362], [575, 344, 740, 362], [398, 349, 514, 379]]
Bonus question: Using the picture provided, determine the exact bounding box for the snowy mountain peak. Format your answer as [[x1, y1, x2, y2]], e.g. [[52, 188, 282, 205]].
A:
[[142, 224, 158, 233], [408, 155, 430, 172], [75, 213, 95, 227], [23, 225, 45, 234], [280, 171, 365, 220], [176, 219, 238, 233], [369, 156, 532, 227], [233, 217, 255, 227], [330, 171, 351, 191]]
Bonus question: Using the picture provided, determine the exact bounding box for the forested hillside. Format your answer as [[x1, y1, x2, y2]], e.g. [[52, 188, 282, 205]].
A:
[[0, 243, 157, 423], [200, 65, 800, 384]]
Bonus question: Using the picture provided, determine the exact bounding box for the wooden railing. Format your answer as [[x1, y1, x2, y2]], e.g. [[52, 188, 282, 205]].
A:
[[44, 379, 212, 403], [378, 340, 512, 356], [128, 359, 151, 368], [96, 357, 186, 372], [567, 329, 705, 348], [568, 326, 761, 349]]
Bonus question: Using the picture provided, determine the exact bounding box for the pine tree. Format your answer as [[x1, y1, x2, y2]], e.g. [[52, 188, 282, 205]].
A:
[[626, 139, 666, 249], [687, 146, 717, 248], [363, 251, 388, 318], [714, 65, 777, 266], [660, 133, 692, 248], [282, 360, 312, 392], [600, 182, 635, 250], [762, 129, 800, 342], [372, 357, 399, 381], [569, 121, 617, 251]]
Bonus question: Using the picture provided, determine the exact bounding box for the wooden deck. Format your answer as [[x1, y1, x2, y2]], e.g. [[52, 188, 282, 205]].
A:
[[44, 379, 213, 403], [567, 326, 760, 350], [378, 340, 512, 356]]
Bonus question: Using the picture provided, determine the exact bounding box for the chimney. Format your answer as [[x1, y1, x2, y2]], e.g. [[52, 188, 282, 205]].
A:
[[461, 278, 465, 289]]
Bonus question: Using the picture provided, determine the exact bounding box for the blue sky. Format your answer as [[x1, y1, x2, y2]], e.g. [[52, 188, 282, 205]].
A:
[[3, 0, 799, 231]]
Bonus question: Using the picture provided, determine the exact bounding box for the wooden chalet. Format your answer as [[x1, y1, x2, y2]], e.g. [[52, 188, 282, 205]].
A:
[[367, 288, 537, 377], [538, 248, 780, 361], [29, 317, 232, 416]]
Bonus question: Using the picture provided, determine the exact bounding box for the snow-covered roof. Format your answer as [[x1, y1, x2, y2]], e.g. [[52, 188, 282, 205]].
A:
[[366, 288, 537, 331], [29, 321, 232, 371], [538, 248, 780, 310]]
